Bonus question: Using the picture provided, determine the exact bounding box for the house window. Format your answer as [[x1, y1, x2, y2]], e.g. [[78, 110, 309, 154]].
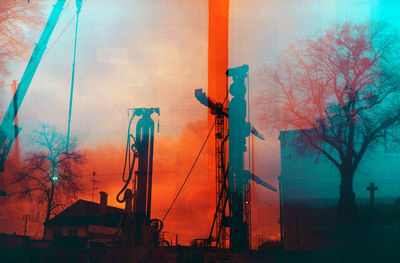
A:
[[53, 229, 62, 238], [69, 229, 78, 236]]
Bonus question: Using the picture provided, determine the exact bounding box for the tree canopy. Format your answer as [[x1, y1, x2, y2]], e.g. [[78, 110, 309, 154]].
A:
[[0, 0, 43, 88], [261, 22, 400, 216]]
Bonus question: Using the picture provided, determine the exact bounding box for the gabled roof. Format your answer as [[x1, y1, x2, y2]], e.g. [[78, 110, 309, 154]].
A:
[[45, 200, 123, 228]]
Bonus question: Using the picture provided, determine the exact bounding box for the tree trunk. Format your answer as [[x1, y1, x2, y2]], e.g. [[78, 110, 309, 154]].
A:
[[43, 179, 55, 240], [338, 170, 357, 218]]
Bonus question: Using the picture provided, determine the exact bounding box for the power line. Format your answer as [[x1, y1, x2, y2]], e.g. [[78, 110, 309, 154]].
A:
[[161, 88, 231, 223], [43, 0, 88, 59], [91, 171, 98, 202], [42, 0, 74, 58], [43, 14, 75, 59]]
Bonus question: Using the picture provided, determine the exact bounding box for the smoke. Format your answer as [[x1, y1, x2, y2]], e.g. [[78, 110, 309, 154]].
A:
[[79, 120, 214, 244], [2, 119, 280, 244]]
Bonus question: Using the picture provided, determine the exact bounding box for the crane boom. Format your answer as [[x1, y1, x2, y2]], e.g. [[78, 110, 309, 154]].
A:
[[0, 0, 66, 172], [195, 89, 265, 140], [244, 171, 277, 192]]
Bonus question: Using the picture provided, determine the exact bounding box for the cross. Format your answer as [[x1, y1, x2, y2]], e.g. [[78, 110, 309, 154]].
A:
[[366, 182, 378, 207]]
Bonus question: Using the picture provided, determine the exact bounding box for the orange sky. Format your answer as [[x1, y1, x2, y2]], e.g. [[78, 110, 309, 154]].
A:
[[1, 116, 280, 246], [77, 119, 280, 245]]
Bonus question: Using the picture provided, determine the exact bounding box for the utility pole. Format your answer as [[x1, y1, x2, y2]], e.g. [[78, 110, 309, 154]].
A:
[[91, 172, 96, 202], [295, 215, 300, 250], [23, 215, 30, 236]]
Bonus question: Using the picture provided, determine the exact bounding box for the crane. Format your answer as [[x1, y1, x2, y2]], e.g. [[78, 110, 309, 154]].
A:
[[0, 0, 67, 188], [0, 0, 83, 196]]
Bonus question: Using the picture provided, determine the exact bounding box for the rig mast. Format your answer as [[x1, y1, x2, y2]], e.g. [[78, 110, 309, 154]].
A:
[[195, 65, 275, 250], [116, 108, 163, 247]]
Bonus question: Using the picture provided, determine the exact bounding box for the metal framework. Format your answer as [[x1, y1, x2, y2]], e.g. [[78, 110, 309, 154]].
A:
[[195, 67, 275, 250], [215, 112, 228, 248]]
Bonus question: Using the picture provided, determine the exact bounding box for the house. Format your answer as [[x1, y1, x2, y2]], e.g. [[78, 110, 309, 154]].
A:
[[44, 191, 123, 248], [0, 233, 28, 248], [278, 129, 400, 250]]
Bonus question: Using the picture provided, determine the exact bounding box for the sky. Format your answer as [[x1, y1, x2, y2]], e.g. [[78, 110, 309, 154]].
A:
[[2, 0, 400, 246]]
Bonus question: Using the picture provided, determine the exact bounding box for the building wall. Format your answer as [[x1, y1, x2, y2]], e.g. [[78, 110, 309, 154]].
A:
[[45, 225, 87, 240]]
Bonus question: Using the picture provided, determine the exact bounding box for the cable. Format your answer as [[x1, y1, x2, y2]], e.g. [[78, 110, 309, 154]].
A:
[[247, 69, 251, 173], [43, 14, 75, 59], [60, 0, 73, 20], [116, 115, 137, 203], [43, 0, 87, 59], [162, 90, 231, 223], [161, 119, 215, 222]]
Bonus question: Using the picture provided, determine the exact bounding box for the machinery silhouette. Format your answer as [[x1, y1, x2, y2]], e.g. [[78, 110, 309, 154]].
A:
[[195, 65, 277, 249], [115, 108, 163, 248]]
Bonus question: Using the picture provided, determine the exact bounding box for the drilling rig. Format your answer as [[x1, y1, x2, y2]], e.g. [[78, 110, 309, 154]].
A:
[[115, 108, 163, 248], [195, 65, 277, 250]]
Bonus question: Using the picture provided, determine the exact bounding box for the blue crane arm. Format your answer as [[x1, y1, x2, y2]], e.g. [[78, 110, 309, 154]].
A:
[[0, 0, 66, 172]]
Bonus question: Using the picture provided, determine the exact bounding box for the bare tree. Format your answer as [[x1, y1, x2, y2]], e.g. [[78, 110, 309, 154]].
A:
[[260, 22, 400, 218], [14, 123, 84, 238], [0, 0, 43, 88]]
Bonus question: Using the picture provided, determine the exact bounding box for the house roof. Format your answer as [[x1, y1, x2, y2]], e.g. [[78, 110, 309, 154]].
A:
[[45, 200, 124, 228]]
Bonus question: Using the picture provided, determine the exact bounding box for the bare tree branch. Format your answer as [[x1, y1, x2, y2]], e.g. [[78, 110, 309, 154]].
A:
[[13, 123, 85, 238]]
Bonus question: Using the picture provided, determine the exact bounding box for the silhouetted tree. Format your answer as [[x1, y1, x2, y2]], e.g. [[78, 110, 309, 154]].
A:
[[14, 124, 84, 238], [260, 23, 400, 218], [0, 0, 43, 88]]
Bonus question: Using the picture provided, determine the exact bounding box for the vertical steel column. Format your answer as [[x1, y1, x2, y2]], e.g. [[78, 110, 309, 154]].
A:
[[133, 110, 155, 245], [227, 65, 249, 249]]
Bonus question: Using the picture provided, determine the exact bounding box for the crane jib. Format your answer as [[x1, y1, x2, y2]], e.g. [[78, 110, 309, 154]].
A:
[[0, 0, 67, 171]]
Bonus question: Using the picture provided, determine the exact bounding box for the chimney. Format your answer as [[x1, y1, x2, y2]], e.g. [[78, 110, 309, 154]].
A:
[[99, 191, 107, 214]]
